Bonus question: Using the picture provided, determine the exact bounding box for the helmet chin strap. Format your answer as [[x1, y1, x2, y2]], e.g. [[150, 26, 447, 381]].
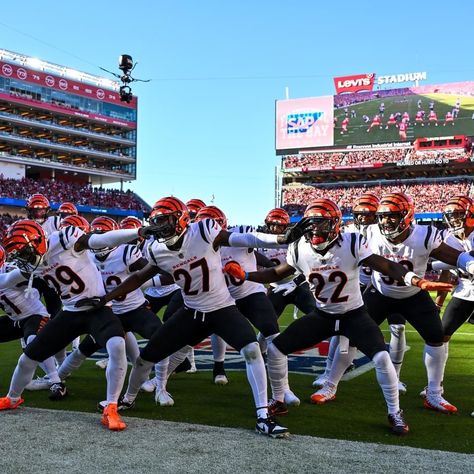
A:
[[310, 234, 337, 251], [164, 226, 187, 247]]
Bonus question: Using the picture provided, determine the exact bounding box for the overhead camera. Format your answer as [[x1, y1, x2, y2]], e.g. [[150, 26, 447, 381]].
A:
[[100, 54, 150, 103]]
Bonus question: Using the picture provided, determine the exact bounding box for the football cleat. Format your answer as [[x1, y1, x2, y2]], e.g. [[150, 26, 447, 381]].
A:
[[117, 395, 135, 411], [0, 396, 24, 410], [101, 403, 127, 431], [186, 364, 197, 374], [48, 382, 68, 401], [255, 416, 290, 439], [268, 399, 288, 417], [214, 374, 229, 385], [312, 374, 328, 388], [155, 389, 174, 407], [25, 376, 51, 391], [398, 381, 407, 395], [284, 390, 300, 407], [140, 378, 156, 393], [95, 358, 109, 369], [310, 383, 337, 405], [423, 391, 457, 414], [419, 384, 444, 398], [388, 410, 409, 435]]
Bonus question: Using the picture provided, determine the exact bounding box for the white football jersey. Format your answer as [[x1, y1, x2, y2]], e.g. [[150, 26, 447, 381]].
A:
[[0, 266, 49, 321], [359, 224, 377, 287], [287, 233, 372, 314], [442, 231, 474, 301], [142, 236, 180, 298], [147, 219, 234, 312], [37, 226, 107, 312], [369, 224, 442, 299], [220, 246, 265, 300], [93, 244, 146, 314], [41, 215, 61, 237]]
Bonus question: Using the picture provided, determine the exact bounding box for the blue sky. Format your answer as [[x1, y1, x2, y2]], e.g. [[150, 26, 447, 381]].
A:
[[1, 0, 473, 225]]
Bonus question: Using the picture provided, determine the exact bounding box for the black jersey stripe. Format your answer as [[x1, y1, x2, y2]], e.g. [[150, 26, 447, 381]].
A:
[[424, 225, 433, 250], [198, 220, 210, 243], [350, 233, 357, 258]]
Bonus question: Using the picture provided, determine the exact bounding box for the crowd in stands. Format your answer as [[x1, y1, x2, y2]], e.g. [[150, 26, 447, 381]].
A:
[[282, 179, 473, 215], [283, 147, 472, 170], [0, 212, 23, 238], [334, 88, 414, 109], [0, 177, 148, 211]]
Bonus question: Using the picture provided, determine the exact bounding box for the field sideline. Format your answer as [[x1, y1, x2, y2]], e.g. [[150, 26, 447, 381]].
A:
[[0, 297, 473, 454]]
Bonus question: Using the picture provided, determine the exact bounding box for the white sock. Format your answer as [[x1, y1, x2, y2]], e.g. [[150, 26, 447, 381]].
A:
[[389, 324, 406, 379], [124, 357, 154, 402], [25, 335, 60, 384], [211, 334, 226, 363], [424, 344, 446, 392], [105, 336, 127, 404], [267, 340, 288, 402], [154, 358, 169, 391], [241, 342, 268, 418], [125, 332, 140, 364], [54, 347, 67, 367], [373, 350, 400, 415], [327, 345, 356, 387], [325, 336, 339, 374], [187, 346, 195, 367], [8, 354, 39, 400], [57, 349, 87, 380], [166, 346, 193, 378]]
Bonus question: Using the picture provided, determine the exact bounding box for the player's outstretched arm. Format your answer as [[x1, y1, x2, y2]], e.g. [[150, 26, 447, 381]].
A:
[[224, 261, 296, 284], [0, 268, 28, 290], [363, 254, 453, 291]]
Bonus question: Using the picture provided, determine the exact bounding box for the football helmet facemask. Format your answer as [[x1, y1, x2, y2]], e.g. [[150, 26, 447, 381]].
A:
[[3, 220, 48, 272], [26, 194, 50, 224], [149, 197, 190, 245], [376, 192, 414, 240], [90, 216, 119, 257], [303, 199, 342, 251], [443, 195, 474, 237], [185, 198, 206, 221], [264, 208, 290, 235], [353, 193, 379, 236]]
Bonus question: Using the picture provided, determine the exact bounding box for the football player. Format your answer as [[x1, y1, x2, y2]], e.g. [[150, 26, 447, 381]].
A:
[[57, 202, 78, 220], [76, 196, 311, 438], [223, 198, 445, 434], [0, 218, 159, 431], [322, 193, 474, 413]]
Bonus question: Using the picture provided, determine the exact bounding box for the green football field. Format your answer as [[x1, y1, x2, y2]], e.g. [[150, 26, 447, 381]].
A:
[[334, 93, 474, 146], [0, 294, 473, 453]]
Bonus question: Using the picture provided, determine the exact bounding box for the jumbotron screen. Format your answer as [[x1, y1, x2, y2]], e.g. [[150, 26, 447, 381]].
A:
[[275, 82, 474, 152]]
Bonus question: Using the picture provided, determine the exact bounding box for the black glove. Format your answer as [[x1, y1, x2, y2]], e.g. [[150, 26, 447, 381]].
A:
[[138, 225, 164, 239], [282, 217, 312, 244], [75, 296, 107, 311]]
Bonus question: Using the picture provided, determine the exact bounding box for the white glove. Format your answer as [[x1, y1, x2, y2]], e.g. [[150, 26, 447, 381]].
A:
[[270, 280, 297, 296]]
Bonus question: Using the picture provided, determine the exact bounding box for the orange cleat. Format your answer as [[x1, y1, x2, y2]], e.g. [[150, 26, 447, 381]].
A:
[[423, 391, 458, 414], [101, 402, 127, 431], [0, 396, 24, 410], [310, 383, 337, 405]]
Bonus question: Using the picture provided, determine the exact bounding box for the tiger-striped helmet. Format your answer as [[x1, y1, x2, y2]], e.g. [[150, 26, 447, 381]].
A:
[[26, 193, 50, 224], [90, 216, 119, 233], [443, 195, 474, 236], [58, 202, 78, 219], [2, 219, 48, 271], [60, 215, 91, 233], [303, 199, 342, 250], [353, 193, 380, 234], [149, 197, 190, 244], [119, 216, 143, 230], [195, 205, 227, 230], [264, 208, 290, 234], [376, 192, 414, 239]]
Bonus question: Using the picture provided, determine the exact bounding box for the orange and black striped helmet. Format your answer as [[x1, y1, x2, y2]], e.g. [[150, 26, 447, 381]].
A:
[[150, 197, 190, 243], [303, 199, 342, 250], [185, 198, 206, 220], [265, 208, 290, 226], [3, 219, 48, 271], [58, 202, 78, 218], [376, 192, 414, 238], [119, 216, 143, 230], [353, 193, 380, 231], [195, 205, 227, 230], [443, 195, 474, 233], [0, 244, 5, 268], [60, 215, 91, 233], [90, 216, 119, 233], [26, 193, 50, 223]]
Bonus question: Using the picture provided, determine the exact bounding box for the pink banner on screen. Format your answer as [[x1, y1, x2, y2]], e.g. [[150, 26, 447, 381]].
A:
[[276, 96, 334, 151]]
